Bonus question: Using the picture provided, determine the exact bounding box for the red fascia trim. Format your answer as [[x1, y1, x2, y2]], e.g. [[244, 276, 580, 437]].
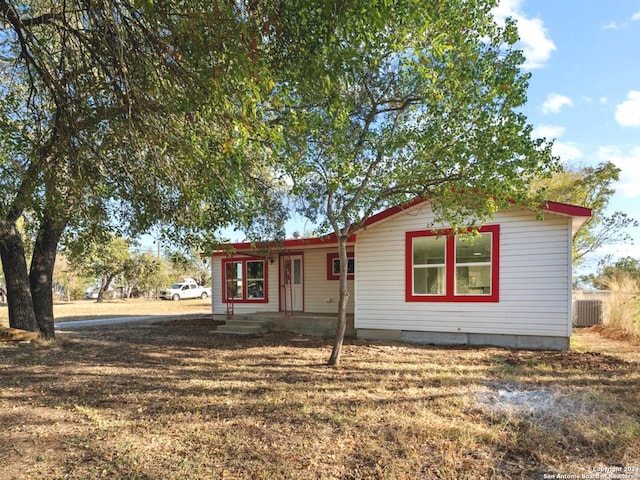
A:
[[362, 197, 427, 229], [212, 234, 357, 256], [542, 201, 592, 218], [221, 257, 269, 303], [326, 252, 355, 281], [279, 250, 305, 256], [364, 197, 592, 231], [405, 225, 500, 303], [278, 234, 357, 248]]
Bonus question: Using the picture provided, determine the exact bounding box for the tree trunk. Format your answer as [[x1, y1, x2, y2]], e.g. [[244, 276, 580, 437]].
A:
[[0, 220, 38, 332], [96, 274, 114, 303], [327, 236, 350, 366], [29, 214, 66, 339]]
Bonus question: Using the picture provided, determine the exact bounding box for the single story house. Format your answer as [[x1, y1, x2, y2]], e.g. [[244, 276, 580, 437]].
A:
[[209, 199, 592, 350]]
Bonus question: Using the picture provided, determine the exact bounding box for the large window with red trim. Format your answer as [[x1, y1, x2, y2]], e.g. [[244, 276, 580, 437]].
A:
[[222, 258, 268, 302], [405, 225, 499, 302]]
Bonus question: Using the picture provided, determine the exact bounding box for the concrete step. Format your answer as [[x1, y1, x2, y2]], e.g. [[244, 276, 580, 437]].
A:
[[214, 317, 272, 335], [225, 319, 272, 328], [215, 324, 268, 335]]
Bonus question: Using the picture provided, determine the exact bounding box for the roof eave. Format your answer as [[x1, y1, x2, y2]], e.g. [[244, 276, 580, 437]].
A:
[[210, 199, 593, 255], [542, 201, 593, 236], [212, 233, 356, 256]]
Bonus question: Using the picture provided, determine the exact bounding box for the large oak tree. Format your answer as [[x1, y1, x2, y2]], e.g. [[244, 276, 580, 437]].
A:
[[0, 0, 282, 337]]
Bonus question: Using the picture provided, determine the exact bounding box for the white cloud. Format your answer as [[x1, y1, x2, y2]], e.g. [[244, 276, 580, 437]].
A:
[[596, 243, 640, 260], [532, 124, 565, 139], [615, 91, 640, 127], [604, 12, 640, 30], [597, 145, 640, 198], [553, 142, 583, 163], [599, 97, 609, 105], [494, 0, 556, 69], [542, 93, 574, 114], [531, 124, 582, 162]]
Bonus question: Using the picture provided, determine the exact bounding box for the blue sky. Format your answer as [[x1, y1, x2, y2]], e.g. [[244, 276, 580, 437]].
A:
[[494, 0, 640, 271]]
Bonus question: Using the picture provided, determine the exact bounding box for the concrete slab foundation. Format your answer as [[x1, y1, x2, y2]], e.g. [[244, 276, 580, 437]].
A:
[[401, 331, 467, 345], [356, 328, 402, 342], [356, 329, 569, 351], [217, 313, 569, 350], [220, 313, 355, 338], [468, 334, 519, 349], [270, 315, 355, 337]]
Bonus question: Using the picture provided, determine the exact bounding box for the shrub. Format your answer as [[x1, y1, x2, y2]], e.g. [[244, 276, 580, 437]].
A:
[[602, 274, 640, 340]]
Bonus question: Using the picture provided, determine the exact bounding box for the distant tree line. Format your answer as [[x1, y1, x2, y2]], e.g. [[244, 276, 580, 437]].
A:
[[1, 233, 210, 303], [62, 234, 210, 302]]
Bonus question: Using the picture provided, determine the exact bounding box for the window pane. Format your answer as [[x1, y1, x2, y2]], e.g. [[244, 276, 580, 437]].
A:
[[226, 262, 242, 280], [225, 262, 242, 299], [284, 259, 291, 283], [413, 236, 445, 265], [347, 258, 355, 274], [456, 265, 491, 294], [333, 257, 355, 276], [247, 280, 264, 299], [293, 259, 302, 284], [226, 280, 242, 299], [246, 261, 264, 279], [413, 267, 445, 295], [456, 233, 491, 264]]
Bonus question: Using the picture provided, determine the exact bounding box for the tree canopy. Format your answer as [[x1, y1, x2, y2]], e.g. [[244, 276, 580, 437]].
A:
[[0, 0, 286, 336], [273, 0, 557, 364], [67, 234, 132, 302], [579, 255, 640, 290], [535, 161, 638, 266]]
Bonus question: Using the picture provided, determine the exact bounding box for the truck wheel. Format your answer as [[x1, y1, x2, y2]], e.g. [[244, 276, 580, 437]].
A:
[[172, 294, 180, 301], [200, 292, 208, 299]]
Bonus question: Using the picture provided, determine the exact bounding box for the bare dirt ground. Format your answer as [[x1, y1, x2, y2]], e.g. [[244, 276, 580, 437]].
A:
[[572, 325, 640, 363], [0, 315, 638, 479]]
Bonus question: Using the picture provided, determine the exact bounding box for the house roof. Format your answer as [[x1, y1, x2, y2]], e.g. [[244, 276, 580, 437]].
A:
[[212, 198, 592, 255], [212, 232, 356, 256], [360, 197, 592, 235], [542, 201, 593, 235]]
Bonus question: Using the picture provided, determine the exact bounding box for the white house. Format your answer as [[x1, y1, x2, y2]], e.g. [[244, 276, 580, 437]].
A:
[[210, 199, 592, 350]]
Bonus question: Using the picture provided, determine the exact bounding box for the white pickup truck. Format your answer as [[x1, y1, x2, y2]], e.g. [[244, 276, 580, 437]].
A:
[[159, 278, 211, 301]]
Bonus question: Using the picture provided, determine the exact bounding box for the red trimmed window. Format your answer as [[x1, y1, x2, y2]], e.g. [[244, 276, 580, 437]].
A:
[[405, 225, 499, 302], [222, 258, 268, 302], [326, 253, 355, 280]]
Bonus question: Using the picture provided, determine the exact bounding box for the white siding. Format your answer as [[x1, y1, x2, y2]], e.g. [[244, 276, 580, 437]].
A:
[[355, 205, 573, 337], [301, 247, 355, 314]]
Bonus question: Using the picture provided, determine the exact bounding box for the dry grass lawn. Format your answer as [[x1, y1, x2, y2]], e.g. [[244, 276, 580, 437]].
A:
[[0, 304, 638, 479]]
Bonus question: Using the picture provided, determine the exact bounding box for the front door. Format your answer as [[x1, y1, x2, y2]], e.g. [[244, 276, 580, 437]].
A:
[[281, 254, 303, 312]]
